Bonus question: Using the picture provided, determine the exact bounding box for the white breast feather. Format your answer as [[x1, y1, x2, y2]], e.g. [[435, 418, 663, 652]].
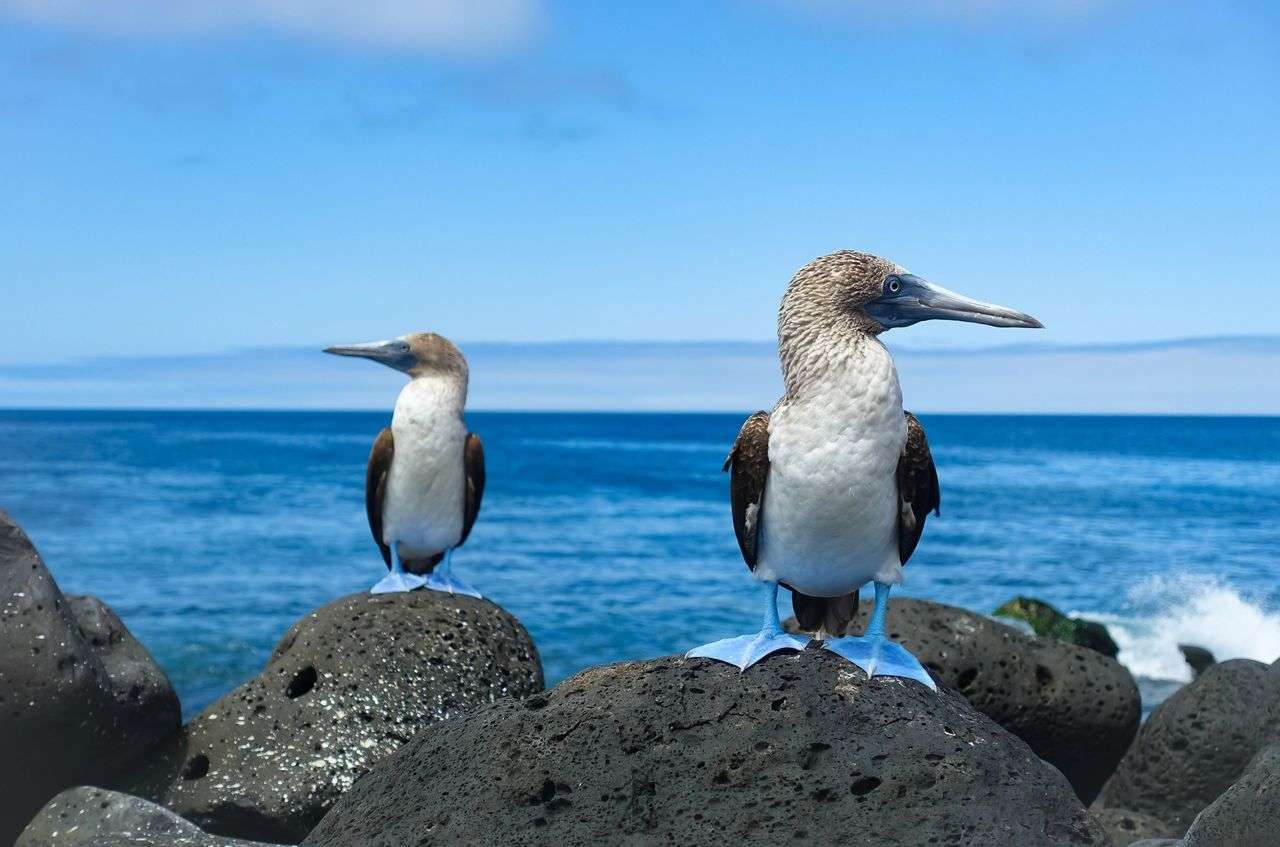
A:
[[381, 378, 467, 560], [756, 340, 906, 596]]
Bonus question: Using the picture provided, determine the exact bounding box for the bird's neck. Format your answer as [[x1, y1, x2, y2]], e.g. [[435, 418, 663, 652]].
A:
[[778, 320, 896, 404], [394, 374, 467, 422], [777, 278, 885, 399]]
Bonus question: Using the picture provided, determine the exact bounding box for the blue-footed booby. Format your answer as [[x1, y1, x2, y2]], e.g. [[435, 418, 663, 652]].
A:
[[688, 251, 1042, 689], [324, 333, 485, 597]]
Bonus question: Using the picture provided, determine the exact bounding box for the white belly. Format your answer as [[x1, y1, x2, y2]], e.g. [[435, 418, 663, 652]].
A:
[[756, 345, 906, 596], [381, 383, 467, 560]]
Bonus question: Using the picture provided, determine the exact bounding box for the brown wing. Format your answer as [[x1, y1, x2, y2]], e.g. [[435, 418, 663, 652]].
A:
[[897, 411, 941, 564], [458, 432, 486, 546], [365, 427, 394, 569], [724, 411, 771, 570]]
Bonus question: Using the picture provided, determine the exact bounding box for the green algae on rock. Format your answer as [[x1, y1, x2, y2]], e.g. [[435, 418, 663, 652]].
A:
[[993, 596, 1120, 658]]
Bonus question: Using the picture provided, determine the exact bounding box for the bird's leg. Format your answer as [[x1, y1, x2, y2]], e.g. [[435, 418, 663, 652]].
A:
[[424, 549, 483, 599], [370, 546, 427, 594], [686, 581, 810, 670], [822, 582, 937, 691]]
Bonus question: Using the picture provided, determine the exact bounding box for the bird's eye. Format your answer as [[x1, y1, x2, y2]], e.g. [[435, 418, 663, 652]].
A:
[[887, 276, 902, 294]]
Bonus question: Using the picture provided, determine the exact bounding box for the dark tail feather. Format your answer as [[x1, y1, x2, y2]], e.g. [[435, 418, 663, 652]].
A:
[[402, 552, 445, 576], [791, 590, 859, 638]]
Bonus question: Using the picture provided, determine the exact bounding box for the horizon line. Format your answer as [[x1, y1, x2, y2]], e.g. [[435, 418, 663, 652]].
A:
[[1, 332, 1277, 371], [2, 407, 1277, 419]]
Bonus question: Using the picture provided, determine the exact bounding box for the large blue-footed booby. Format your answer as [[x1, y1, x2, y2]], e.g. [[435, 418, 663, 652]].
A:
[[688, 251, 1042, 689], [324, 333, 485, 597]]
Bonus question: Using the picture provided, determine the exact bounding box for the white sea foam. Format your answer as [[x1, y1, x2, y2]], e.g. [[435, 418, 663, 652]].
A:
[[1077, 573, 1280, 683]]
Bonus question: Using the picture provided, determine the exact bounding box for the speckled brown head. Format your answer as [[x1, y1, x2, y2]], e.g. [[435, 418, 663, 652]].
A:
[[781, 249, 1042, 339], [323, 332, 469, 381], [780, 251, 901, 338]]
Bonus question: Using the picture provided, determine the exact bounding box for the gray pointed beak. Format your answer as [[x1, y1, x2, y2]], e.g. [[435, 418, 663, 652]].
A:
[[322, 338, 415, 372], [865, 274, 1043, 330]]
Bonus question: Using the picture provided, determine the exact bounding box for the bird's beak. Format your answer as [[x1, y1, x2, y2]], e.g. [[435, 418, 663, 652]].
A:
[[322, 338, 414, 372], [865, 274, 1043, 330]]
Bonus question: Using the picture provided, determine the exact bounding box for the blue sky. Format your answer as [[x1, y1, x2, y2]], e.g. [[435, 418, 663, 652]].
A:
[[1, 0, 1278, 366]]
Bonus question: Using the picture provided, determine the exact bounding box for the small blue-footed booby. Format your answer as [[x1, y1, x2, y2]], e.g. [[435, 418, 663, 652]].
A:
[[324, 333, 485, 597], [688, 251, 1042, 688]]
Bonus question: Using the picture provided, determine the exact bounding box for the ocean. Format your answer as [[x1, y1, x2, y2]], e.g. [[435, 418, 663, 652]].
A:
[[1, 410, 1277, 718]]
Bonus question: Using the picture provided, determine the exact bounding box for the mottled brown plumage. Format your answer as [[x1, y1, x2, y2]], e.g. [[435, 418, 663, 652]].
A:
[[404, 333, 469, 380], [897, 412, 940, 563], [366, 428, 396, 569], [777, 251, 900, 398], [460, 433, 486, 545], [723, 411, 771, 569]]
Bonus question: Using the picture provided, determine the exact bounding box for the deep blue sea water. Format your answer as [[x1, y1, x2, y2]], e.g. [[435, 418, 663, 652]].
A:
[[2, 411, 1278, 717]]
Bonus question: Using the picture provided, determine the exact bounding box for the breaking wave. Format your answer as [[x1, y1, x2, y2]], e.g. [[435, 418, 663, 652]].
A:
[[1079, 573, 1280, 684]]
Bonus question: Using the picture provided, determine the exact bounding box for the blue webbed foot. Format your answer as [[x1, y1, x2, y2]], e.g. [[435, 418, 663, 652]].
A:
[[687, 581, 808, 670], [686, 629, 810, 671], [424, 571, 483, 599], [370, 570, 427, 594], [823, 635, 937, 691]]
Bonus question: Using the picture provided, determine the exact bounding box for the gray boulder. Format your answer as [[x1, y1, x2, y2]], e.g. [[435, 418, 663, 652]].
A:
[[0, 512, 181, 844], [126, 590, 544, 844], [1183, 743, 1280, 847], [1098, 658, 1280, 830], [303, 649, 1110, 847], [786, 596, 1140, 802], [1093, 807, 1180, 846], [16, 786, 280, 847]]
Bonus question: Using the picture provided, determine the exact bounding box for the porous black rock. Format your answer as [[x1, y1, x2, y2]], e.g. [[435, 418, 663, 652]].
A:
[[1098, 658, 1280, 830], [0, 512, 181, 844], [16, 786, 280, 847], [303, 649, 1110, 847], [1092, 807, 1180, 846], [126, 590, 543, 844], [1182, 743, 1280, 847], [785, 597, 1139, 802]]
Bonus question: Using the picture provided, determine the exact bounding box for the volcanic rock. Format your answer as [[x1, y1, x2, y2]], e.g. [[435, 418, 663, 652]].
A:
[[786, 596, 1139, 802], [304, 649, 1110, 847], [16, 786, 280, 847], [1182, 743, 1280, 847], [1092, 807, 1180, 846], [0, 512, 181, 844], [126, 590, 543, 843], [1098, 658, 1280, 830]]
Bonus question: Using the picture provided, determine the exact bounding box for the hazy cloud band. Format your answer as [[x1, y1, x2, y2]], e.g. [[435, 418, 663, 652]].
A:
[[0, 0, 542, 52]]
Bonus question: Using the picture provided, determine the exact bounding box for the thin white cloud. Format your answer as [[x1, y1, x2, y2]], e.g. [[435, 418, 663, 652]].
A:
[[769, 0, 1119, 26], [0, 0, 543, 53]]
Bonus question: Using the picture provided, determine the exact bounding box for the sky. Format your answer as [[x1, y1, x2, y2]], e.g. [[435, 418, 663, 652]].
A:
[[1, 0, 1278, 369]]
